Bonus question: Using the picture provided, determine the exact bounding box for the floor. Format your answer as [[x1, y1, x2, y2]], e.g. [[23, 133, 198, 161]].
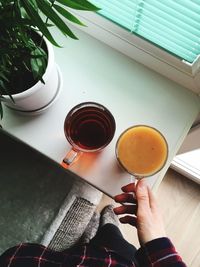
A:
[[157, 169, 200, 267], [99, 169, 200, 267]]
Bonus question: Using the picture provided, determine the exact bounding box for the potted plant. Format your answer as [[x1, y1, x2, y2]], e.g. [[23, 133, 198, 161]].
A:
[[0, 0, 99, 118]]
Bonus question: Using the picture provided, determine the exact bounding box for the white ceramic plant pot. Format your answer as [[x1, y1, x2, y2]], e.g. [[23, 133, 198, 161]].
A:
[[3, 36, 61, 113]]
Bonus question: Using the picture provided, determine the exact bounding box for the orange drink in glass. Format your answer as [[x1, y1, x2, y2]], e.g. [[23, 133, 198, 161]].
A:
[[116, 125, 168, 178]]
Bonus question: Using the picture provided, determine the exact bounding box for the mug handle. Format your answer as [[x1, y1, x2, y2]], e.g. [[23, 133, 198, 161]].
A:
[[62, 148, 82, 168]]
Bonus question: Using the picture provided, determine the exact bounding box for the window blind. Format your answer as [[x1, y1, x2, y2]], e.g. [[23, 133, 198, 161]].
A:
[[90, 0, 200, 63]]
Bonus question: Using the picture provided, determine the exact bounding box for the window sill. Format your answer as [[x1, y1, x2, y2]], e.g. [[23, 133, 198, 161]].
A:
[[71, 11, 200, 95]]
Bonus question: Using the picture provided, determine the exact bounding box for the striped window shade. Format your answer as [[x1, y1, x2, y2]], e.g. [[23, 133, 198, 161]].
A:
[[90, 0, 200, 63]]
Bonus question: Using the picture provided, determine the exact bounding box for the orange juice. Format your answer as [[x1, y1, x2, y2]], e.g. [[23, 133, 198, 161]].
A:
[[116, 126, 168, 177]]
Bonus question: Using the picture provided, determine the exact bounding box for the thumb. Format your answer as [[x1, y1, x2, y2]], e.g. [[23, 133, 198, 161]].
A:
[[136, 180, 150, 209]]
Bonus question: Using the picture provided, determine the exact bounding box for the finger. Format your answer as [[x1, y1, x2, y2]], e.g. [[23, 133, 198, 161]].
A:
[[114, 193, 137, 204], [121, 183, 136, 193], [119, 215, 137, 227], [147, 186, 158, 210], [113, 205, 137, 215], [136, 179, 150, 209]]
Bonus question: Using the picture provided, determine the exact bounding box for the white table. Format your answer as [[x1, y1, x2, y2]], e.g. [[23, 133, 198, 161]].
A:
[[2, 28, 200, 197]]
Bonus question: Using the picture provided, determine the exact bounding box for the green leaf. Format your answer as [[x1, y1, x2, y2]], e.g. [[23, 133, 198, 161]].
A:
[[0, 81, 14, 102], [20, 0, 60, 47], [30, 46, 47, 81], [28, 0, 38, 10], [41, 77, 45, 84], [19, 18, 34, 26], [53, 4, 85, 26], [0, 80, 7, 91], [0, 73, 9, 82], [0, 101, 3, 120], [55, 0, 100, 11], [36, 0, 78, 39], [31, 58, 40, 78], [30, 54, 46, 59], [46, 22, 54, 27]]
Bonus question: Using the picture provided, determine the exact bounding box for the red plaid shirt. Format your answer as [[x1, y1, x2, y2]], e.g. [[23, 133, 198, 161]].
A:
[[0, 238, 186, 267]]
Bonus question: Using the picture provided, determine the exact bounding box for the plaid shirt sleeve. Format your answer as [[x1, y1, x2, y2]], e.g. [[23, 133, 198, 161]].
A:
[[135, 237, 187, 267], [0, 243, 135, 267], [0, 238, 186, 267]]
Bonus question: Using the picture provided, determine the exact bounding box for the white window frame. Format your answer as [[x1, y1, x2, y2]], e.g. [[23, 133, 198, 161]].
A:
[[72, 11, 200, 95], [171, 124, 200, 184]]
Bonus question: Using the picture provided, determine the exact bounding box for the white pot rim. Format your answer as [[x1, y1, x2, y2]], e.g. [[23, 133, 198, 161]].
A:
[[3, 34, 54, 100], [6, 64, 63, 115]]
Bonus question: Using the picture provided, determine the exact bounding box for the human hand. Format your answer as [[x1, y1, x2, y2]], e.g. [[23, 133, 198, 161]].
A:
[[113, 179, 166, 245]]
